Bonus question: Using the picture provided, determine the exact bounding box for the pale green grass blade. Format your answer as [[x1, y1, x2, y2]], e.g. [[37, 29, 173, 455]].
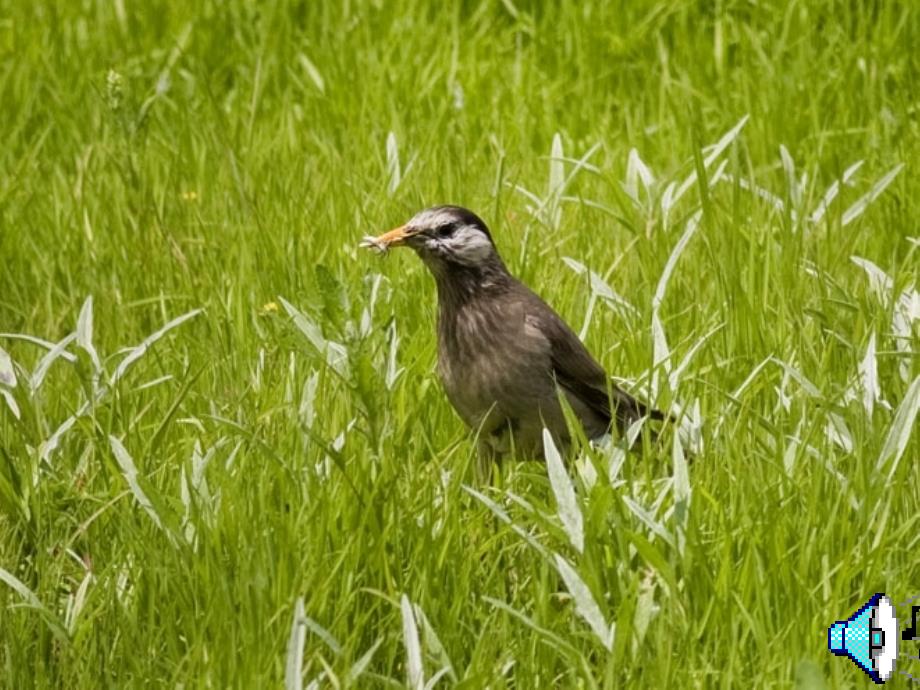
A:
[[401, 594, 425, 690], [622, 496, 675, 547], [669, 323, 723, 391], [63, 570, 93, 636], [482, 595, 582, 659], [75, 295, 101, 372], [542, 428, 584, 553], [385, 322, 404, 389], [297, 52, 325, 94], [653, 210, 701, 311], [552, 553, 613, 651], [0, 389, 19, 419], [0, 566, 67, 639], [547, 133, 564, 228], [779, 144, 801, 210], [30, 332, 76, 392], [0, 566, 43, 608], [462, 485, 549, 556], [562, 257, 638, 320], [809, 159, 863, 223], [664, 115, 748, 217], [414, 604, 457, 683], [632, 574, 659, 651], [110, 309, 203, 385], [672, 431, 690, 555], [770, 357, 822, 398], [876, 375, 920, 480], [842, 163, 904, 226], [722, 173, 786, 213], [858, 333, 881, 415], [346, 638, 383, 685], [851, 255, 893, 296], [303, 615, 341, 656], [893, 287, 918, 383], [650, 311, 670, 396], [299, 370, 319, 429], [285, 597, 306, 690], [608, 417, 645, 485], [423, 667, 451, 690], [624, 148, 655, 204], [0, 345, 16, 388], [386, 131, 401, 196], [108, 435, 171, 540], [672, 432, 690, 510], [279, 297, 349, 378], [0, 333, 77, 362]]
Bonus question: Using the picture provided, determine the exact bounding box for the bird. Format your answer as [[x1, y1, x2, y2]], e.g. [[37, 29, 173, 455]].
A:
[[361, 205, 664, 466]]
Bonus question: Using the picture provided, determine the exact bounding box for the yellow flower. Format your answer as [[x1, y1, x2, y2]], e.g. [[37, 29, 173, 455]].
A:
[[180, 190, 199, 202], [259, 301, 280, 315]]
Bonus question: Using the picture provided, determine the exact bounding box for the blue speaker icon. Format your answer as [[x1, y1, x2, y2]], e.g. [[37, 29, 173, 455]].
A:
[[828, 593, 898, 684]]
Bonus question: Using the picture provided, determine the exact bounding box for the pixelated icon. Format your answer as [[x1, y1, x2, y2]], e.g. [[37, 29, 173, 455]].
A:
[[828, 593, 898, 684]]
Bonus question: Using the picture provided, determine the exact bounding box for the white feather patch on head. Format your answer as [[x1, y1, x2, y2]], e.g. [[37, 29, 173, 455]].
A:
[[441, 224, 494, 265], [408, 206, 496, 267], [408, 207, 459, 230]]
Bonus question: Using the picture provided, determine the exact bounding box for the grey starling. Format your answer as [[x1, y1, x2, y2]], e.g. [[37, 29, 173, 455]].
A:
[[362, 205, 662, 462]]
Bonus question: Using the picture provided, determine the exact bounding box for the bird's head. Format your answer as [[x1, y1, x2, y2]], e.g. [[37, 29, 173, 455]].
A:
[[361, 205, 505, 277]]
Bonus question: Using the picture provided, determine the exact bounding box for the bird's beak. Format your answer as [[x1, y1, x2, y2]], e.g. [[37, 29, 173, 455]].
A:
[[359, 224, 416, 253]]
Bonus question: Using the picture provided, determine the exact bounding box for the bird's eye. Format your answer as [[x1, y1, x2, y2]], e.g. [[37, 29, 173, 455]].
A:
[[435, 223, 455, 238]]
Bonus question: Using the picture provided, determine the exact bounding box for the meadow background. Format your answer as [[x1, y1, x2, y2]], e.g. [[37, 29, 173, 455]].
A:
[[1, 1, 918, 687]]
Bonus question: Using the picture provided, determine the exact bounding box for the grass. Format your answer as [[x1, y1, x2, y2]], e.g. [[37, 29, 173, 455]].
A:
[[1, 1, 918, 687]]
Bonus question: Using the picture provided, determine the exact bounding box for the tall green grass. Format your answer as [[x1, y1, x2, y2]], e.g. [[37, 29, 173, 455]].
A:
[[1, 1, 917, 687]]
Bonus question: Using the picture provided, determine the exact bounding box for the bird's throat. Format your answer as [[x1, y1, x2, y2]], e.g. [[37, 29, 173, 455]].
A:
[[432, 261, 511, 313]]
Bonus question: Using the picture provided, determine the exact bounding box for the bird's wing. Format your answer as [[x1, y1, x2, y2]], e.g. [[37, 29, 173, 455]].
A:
[[519, 287, 658, 433]]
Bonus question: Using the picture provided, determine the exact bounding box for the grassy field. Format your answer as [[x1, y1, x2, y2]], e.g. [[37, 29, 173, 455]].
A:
[[1, 1, 918, 687]]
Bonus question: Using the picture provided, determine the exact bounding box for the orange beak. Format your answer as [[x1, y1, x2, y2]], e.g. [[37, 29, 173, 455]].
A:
[[359, 224, 417, 252]]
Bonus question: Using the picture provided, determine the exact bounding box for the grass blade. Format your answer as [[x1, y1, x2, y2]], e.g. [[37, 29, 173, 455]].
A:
[[386, 131, 401, 195], [285, 597, 306, 690], [0, 566, 67, 639], [654, 210, 701, 311], [553, 553, 613, 651], [809, 159, 863, 223], [859, 333, 881, 416], [624, 148, 655, 203], [665, 115, 748, 216], [111, 309, 203, 385], [297, 52, 325, 93], [542, 429, 584, 553], [401, 594, 425, 690], [779, 145, 800, 209], [76, 295, 102, 372], [562, 257, 638, 320], [842, 163, 904, 226], [0, 566, 42, 608], [0, 333, 77, 362], [30, 333, 76, 392], [346, 638, 382, 684], [109, 435, 170, 539], [280, 298, 349, 378], [876, 375, 920, 481], [0, 345, 17, 388], [547, 132, 564, 228], [462, 485, 549, 556], [622, 496, 675, 547], [414, 604, 457, 683], [851, 255, 893, 297]]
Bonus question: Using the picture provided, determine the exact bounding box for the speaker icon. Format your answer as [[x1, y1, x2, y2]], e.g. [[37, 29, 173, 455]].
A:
[[828, 593, 898, 684]]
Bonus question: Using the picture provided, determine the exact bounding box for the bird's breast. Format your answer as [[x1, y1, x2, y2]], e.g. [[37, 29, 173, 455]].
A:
[[436, 299, 554, 432]]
